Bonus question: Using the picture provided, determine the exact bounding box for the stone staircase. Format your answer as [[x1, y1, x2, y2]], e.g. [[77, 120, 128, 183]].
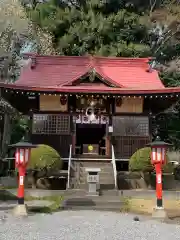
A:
[[69, 157, 116, 191]]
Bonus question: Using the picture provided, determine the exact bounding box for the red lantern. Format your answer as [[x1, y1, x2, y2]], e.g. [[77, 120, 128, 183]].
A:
[[147, 136, 172, 210], [151, 145, 167, 165], [15, 148, 31, 168], [9, 141, 37, 210], [116, 98, 122, 107], [60, 95, 67, 105]]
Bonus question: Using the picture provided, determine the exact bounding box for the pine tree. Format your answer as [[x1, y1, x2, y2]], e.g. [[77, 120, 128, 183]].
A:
[[26, 0, 151, 56]]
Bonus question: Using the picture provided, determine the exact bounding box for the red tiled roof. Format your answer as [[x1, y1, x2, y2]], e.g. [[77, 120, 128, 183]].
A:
[[15, 54, 165, 89]]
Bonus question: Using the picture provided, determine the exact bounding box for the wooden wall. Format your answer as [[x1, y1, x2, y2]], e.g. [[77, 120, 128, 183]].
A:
[[112, 136, 150, 159], [39, 95, 68, 111], [31, 134, 71, 158], [115, 97, 143, 113]]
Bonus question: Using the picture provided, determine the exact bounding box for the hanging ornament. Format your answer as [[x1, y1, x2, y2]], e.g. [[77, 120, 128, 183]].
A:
[[60, 95, 67, 105], [116, 97, 123, 107], [80, 97, 86, 105]]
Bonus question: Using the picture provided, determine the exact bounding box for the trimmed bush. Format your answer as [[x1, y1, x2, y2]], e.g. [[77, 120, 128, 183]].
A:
[[129, 147, 153, 172], [129, 147, 173, 173], [27, 144, 62, 189], [27, 144, 62, 170]]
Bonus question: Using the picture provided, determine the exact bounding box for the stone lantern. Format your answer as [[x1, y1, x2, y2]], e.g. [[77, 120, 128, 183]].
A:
[[9, 140, 37, 216], [147, 136, 172, 219]]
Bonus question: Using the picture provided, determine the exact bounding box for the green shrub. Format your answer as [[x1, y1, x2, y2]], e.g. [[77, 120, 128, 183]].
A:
[[129, 147, 172, 173], [27, 144, 62, 170], [129, 147, 153, 172]]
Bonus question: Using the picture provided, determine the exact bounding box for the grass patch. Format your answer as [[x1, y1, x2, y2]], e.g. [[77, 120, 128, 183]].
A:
[[125, 197, 180, 218], [0, 186, 17, 190], [0, 189, 63, 214], [0, 190, 17, 201], [26, 195, 64, 214], [120, 197, 130, 213]]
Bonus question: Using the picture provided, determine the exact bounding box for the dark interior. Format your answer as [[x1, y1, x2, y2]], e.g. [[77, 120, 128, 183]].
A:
[[76, 123, 106, 154], [116, 161, 129, 171]]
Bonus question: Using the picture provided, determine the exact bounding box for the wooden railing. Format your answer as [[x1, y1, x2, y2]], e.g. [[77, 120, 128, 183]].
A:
[[67, 144, 72, 189], [111, 145, 117, 189]]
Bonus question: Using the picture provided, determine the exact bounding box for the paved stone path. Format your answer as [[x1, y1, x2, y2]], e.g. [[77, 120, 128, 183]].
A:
[[0, 210, 180, 240], [6, 188, 180, 199], [0, 200, 53, 211]]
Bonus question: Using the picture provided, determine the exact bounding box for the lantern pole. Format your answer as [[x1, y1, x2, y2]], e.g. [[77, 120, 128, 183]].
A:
[[155, 163, 163, 209], [147, 136, 172, 219], [17, 165, 26, 205], [9, 141, 36, 216]]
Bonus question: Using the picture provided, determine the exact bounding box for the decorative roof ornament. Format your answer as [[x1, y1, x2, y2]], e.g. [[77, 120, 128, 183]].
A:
[[148, 59, 157, 72], [89, 68, 96, 82]]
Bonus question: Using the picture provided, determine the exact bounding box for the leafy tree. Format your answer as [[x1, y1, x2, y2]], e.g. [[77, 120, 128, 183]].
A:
[[0, 0, 55, 82], [10, 116, 30, 144]]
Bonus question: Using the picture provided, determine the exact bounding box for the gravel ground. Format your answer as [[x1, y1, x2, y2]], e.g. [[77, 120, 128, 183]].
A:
[[0, 210, 180, 240]]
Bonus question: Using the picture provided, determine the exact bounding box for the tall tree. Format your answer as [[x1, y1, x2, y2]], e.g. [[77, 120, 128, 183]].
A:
[[26, 0, 151, 56], [0, 0, 55, 82]]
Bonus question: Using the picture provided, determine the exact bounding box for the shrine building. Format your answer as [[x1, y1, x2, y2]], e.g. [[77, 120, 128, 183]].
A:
[[1, 54, 180, 189]]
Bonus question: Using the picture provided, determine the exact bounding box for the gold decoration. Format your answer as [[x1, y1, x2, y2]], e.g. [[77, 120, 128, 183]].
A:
[[88, 145, 93, 152]]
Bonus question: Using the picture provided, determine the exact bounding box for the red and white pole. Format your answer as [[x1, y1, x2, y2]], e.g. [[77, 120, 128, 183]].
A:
[[17, 166, 26, 205], [15, 148, 30, 205], [155, 163, 163, 208]]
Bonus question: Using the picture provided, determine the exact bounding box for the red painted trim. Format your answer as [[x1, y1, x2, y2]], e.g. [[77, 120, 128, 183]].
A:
[[60, 64, 92, 86], [61, 65, 123, 88], [18, 166, 25, 199], [155, 163, 162, 201]]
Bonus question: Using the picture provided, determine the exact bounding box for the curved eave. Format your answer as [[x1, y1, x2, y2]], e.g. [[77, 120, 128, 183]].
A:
[[1, 83, 180, 95]]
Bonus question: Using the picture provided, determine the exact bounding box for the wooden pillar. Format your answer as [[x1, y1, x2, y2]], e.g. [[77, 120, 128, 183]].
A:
[[70, 113, 76, 155], [106, 135, 110, 156], [107, 96, 114, 157], [29, 109, 33, 142], [71, 134, 76, 155]]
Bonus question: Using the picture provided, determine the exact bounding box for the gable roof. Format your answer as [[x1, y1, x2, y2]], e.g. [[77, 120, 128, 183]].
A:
[[15, 54, 165, 89]]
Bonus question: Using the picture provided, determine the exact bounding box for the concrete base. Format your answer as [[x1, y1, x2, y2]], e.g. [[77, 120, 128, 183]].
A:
[[12, 204, 28, 217], [152, 207, 168, 220], [86, 192, 99, 197]]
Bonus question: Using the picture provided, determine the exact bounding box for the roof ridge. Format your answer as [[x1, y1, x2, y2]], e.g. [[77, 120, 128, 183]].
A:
[[94, 56, 150, 68], [94, 56, 150, 61], [23, 53, 150, 63], [23, 53, 90, 66]]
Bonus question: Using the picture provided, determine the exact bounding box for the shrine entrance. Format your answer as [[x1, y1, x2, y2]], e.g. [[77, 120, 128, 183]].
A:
[[76, 123, 106, 155], [73, 114, 109, 156]]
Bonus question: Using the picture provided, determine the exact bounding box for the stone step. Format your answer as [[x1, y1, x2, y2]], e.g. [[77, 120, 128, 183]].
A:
[[80, 169, 114, 175], [76, 163, 113, 168], [78, 171, 114, 176], [79, 174, 115, 180], [78, 163, 114, 167], [75, 183, 115, 190], [79, 178, 115, 184], [62, 205, 123, 212], [100, 189, 119, 196], [74, 155, 110, 159], [71, 160, 116, 191], [62, 196, 124, 211]]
